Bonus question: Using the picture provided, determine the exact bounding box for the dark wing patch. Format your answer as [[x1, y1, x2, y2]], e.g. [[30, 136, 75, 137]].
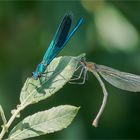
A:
[[53, 13, 72, 48]]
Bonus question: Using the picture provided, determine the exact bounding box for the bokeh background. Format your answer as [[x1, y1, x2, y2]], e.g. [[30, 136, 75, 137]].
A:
[[0, 1, 140, 139]]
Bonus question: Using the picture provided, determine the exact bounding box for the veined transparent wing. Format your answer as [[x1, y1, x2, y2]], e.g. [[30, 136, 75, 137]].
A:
[[95, 64, 140, 92]]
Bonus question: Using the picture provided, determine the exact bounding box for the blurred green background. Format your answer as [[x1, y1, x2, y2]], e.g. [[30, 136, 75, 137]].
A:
[[0, 1, 140, 139]]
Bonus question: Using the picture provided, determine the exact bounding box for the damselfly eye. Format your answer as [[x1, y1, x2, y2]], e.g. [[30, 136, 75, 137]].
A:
[[38, 74, 42, 78]]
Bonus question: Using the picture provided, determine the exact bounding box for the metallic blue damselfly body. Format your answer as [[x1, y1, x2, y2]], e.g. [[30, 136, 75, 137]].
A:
[[32, 13, 84, 79]]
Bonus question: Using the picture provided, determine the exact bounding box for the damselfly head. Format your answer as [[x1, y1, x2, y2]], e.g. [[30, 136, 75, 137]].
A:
[[32, 72, 39, 80], [80, 57, 86, 67], [80, 59, 95, 72]]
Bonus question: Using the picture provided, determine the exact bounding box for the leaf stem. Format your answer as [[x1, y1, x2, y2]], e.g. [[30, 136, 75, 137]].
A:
[[0, 104, 26, 140]]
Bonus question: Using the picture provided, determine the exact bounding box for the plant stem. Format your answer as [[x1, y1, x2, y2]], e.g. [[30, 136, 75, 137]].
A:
[[0, 104, 26, 139]]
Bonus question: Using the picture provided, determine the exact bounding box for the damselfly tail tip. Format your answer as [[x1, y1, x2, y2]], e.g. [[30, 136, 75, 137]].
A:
[[92, 120, 98, 128], [79, 17, 84, 24]]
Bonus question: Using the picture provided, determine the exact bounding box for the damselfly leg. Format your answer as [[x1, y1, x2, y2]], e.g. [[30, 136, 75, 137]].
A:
[[69, 65, 88, 84], [69, 57, 88, 84]]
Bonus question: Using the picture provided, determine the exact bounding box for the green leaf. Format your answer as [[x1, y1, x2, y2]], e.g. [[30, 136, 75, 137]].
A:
[[20, 54, 85, 106], [8, 105, 80, 140]]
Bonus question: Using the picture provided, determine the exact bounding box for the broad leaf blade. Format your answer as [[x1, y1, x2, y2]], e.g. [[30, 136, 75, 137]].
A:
[[20, 54, 85, 106], [8, 105, 79, 140], [96, 64, 140, 92]]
